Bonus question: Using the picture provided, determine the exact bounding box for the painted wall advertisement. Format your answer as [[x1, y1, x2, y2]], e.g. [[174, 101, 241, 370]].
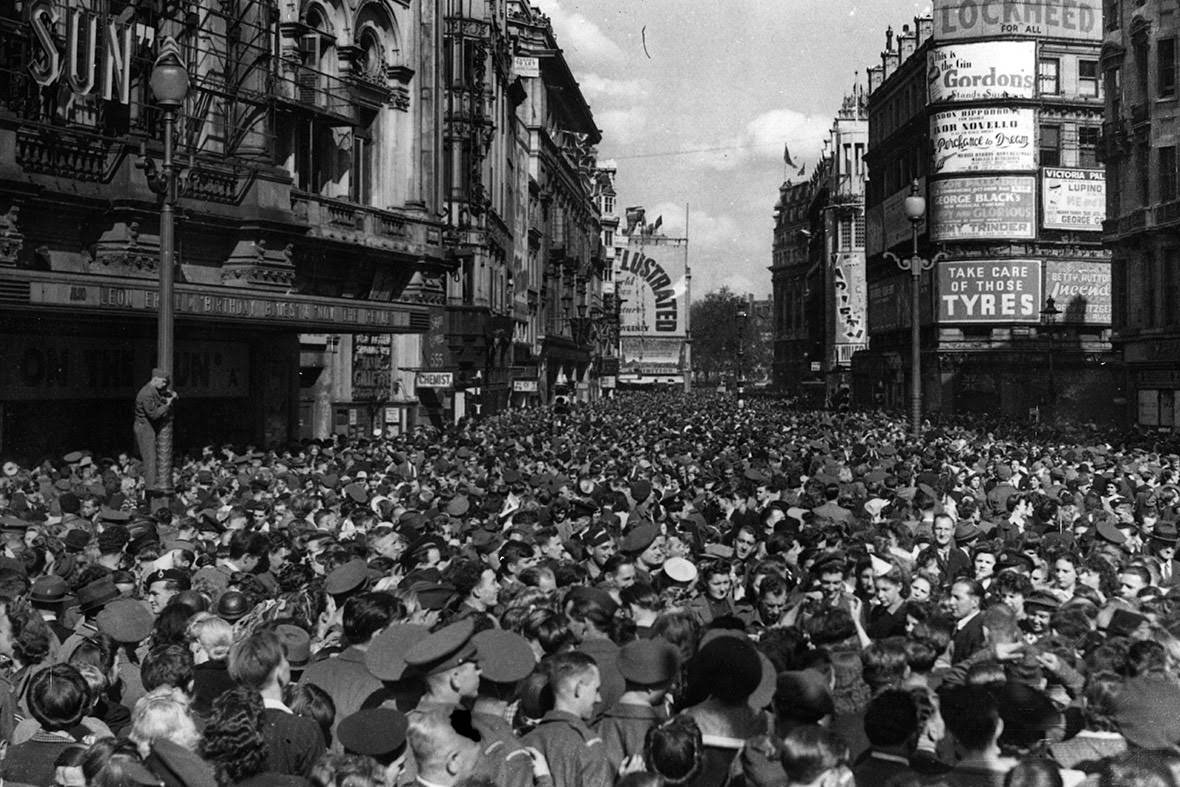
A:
[[931, 175, 1036, 241], [933, 0, 1102, 41], [930, 107, 1035, 174], [1042, 168, 1105, 231], [1044, 260, 1112, 324], [351, 334, 392, 401], [0, 336, 249, 400], [927, 41, 1036, 103], [938, 259, 1042, 322], [829, 252, 867, 345]]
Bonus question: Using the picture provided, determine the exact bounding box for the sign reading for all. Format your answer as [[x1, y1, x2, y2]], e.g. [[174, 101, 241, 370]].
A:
[[938, 260, 1042, 322], [933, 0, 1102, 41]]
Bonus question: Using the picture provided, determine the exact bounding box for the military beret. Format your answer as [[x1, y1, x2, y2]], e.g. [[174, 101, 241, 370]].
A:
[[338, 709, 409, 758], [405, 618, 478, 676], [582, 525, 613, 548], [408, 581, 457, 612], [274, 623, 311, 668], [96, 598, 155, 644], [143, 569, 192, 591], [472, 629, 536, 684], [324, 559, 369, 596], [619, 523, 658, 554], [366, 623, 431, 681], [617, 639, 681, 686]]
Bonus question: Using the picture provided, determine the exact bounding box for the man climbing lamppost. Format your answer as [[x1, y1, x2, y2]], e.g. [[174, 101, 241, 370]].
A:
[[134, 368, 178, 494]]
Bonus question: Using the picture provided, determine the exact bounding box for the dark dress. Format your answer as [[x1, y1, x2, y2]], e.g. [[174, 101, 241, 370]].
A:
[[867, 603, 908, 640]]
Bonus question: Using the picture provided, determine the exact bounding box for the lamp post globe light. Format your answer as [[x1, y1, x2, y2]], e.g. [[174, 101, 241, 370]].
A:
[[149, 38, 189, 505], [1040, 296, 1062, 416], [736, 306, 748, 409], [883, 180, 944, 439]]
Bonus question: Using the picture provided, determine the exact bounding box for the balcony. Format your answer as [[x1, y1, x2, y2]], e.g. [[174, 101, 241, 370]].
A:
[[1156, 199, 1180, 226], [1118, 208, 1148, 234], [273, 65, 357, 126], [290, 192, 423, 252]]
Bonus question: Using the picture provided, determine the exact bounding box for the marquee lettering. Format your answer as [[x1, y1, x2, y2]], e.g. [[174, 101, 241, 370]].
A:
[[27, 0, 138, 106]]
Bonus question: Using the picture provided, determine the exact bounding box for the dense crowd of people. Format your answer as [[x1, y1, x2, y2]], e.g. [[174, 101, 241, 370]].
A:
[[3, 392, 1180, 786]]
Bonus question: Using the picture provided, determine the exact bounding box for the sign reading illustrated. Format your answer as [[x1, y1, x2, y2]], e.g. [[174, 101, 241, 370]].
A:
[[930, 107, 1035, 174], [931, 175, 1036, 241], [938, 259, 1042, 322], [933, 0, 1101, 41], [927, 41, 1036, 103], [1042, 168, 1105, 231]]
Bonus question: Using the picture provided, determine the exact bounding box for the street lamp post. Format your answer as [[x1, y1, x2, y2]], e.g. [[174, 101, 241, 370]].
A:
[[736, 306, 748, 409], [883, 180, 943, 439], [148, 39, 189, 504], [1040, 296, 1062, 416]]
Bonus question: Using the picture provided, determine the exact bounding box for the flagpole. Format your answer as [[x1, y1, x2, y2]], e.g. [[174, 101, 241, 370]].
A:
[[683, 203, 692, 393]]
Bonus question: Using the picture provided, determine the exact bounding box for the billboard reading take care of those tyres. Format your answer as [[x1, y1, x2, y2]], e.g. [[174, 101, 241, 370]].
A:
[[938, 260, 1042, 323]]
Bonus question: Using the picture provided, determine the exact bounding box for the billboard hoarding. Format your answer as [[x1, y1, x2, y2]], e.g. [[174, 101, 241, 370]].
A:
[[1042, 168, 1105, 231], [938, 259, 1042, 322], [931, 175, 1036, 241], [934, 0, 1102, 41], [931, 107, 1035, 174], [615, 236, 689, 380], [1044, 260, 1111, 324], [928, 41, 1036, 103]]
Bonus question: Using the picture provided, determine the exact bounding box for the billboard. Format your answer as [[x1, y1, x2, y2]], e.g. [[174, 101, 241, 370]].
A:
[[616, 238, 688, 337], [938, 259, 1042, 322], [934, 0, 1102, 41], [867, 177, 928, 256], [931, 107, 1035, 174], [1042, 168, 1105, 231], [615, 236, 689, 380], [928, 41, 1036, 103], [1044, 261, 1112, 324], [931, 175, 1036, 241]]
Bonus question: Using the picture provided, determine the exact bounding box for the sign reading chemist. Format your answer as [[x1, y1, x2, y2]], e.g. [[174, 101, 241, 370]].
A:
[[934, 0, 1101, 41], [938, 260, 1042, 323]]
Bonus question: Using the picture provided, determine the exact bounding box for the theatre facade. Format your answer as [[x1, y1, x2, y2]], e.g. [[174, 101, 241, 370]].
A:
[[0, 0, 451, 455]]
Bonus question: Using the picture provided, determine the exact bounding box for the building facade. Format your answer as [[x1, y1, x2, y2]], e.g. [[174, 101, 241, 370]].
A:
[[1102, 0, 1180, 428], [0, 0, 452, 453], [770, 87, 867, 404], [857, 2, 1115, 421]]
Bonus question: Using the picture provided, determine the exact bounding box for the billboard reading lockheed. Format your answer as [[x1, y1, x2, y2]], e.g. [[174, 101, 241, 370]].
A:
[[931, 107, 1035, 174], [931, 175, 1036, 241], [934, 0, 1101, 41], [928, 42, 1036, 103], [938, 260, 1043, 323], [1042, 168, 1105, 231]]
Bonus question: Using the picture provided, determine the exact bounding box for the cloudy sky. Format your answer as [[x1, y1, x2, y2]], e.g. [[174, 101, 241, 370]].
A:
[[532, 0, 932, 298]]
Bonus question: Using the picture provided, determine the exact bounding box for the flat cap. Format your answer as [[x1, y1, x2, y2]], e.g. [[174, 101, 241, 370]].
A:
[[405, 618, 478, 676], [617, 639, 681, 686], [96, 598, 155, 644], [337, 709, 409, 757], [472, 629, 535, 684], [619, 523, 658, 554], [77, 575, 121, 614], [1025, 590, 1061, 612], [324, 559, 369, 596], [366, 623, 431, 681]]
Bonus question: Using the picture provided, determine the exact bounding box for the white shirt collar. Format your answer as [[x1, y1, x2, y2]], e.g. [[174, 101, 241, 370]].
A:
[[262, 697, 292, 714], [956, 610, 979, 631]]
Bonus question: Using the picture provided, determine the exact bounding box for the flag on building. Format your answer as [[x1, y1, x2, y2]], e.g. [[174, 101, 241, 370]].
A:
[[783, 144, 797, 168]]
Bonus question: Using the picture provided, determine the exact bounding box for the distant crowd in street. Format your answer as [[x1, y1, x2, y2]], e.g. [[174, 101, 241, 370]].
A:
[[3, 392, 1180, 786]]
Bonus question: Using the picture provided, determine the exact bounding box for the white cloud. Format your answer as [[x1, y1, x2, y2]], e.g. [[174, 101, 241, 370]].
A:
[[596, 107, 648, 145], [745, 108, 833, 163], [645, 202, 742, 249], [531, 0, 624, 63], [578, 73, 649, 102]]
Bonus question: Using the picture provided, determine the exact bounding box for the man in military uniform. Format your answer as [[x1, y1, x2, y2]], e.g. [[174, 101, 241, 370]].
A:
[[133, 368, 178, 490], [522, 651, 613, 787], [596, 639, 679, 772]]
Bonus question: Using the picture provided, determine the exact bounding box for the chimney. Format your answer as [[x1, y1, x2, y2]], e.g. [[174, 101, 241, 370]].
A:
[[916, 15, 933, 43], [867, 65, 883, 94], [882, 48, 900, 79], [899, 24, 916, 61]]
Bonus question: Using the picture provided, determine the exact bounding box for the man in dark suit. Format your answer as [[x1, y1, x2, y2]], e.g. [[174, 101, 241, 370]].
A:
[[916, 513, 971, 582], [950, 578, 986, 663], [1150, 521, 1180, 586]]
